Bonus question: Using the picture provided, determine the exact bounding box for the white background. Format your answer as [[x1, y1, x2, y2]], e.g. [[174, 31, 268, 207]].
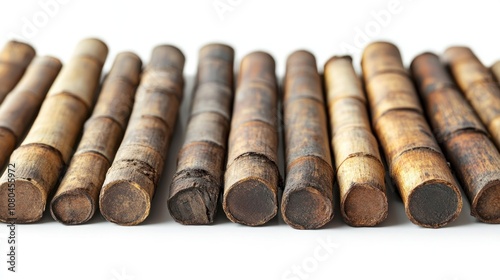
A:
[[1, 1, 499, 279]]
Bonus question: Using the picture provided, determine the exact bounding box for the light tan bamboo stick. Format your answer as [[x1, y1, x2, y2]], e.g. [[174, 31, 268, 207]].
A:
[[0, 41, 36, 104]]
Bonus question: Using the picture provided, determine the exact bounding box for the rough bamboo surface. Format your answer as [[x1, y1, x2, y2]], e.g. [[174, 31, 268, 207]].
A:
[[412, 53, 500, 223], [223, 51, 280, 226], [444, 47, 500, 150], [362, 42, 462, 228], [0, 56, 62, 171], [50, 52, 142, 225], [0, 41, 36, 104], [280, 50, 334, 229], [99, 45, 185, 226], [324, 56, 387, 227], [0, 38, 108, 223], [168, 44, 234, 225]]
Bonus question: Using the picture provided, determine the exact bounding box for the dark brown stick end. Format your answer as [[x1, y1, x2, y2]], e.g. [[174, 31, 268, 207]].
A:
[[99, 181, 150, 226], [0, 179, 45, 223], [282, 187, 333, 229], [473, 181, 500, 223], [342, 184, 388, 227], [50, 189, 95, 225]]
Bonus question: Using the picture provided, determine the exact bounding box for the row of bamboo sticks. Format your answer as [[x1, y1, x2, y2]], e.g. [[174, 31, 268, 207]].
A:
[[0, 39, 499, 229]]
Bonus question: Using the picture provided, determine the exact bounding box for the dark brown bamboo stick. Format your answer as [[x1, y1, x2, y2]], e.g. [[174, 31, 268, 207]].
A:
[[50, 52, 142, 225], [168, 44, 234, 225], [280, 50, 334, 229], [361, 42, 462, 228], [0, 38, 108, 223], [412, 53, 500, 223], [223, 51, 280, 226], [0, 41, 36, 104], [324, 56, 387, 227], [0, 56, 62, 171], [99, 45, 185, 226], [443, 47, 500, 149]]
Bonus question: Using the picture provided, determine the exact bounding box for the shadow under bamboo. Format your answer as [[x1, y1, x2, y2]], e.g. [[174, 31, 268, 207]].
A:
[[0, 38, 108, 223], [362, 42, 462, 228], [99, 45, 185, 226], [0, 41, 36, 104], [412, 52, 500, 223]]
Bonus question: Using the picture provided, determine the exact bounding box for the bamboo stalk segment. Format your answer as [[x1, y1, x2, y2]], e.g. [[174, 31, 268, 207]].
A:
[[99, 45, 185, 226], [279, 50, 334, 229], [0, 56, 62, 170], [0, 38, 108, 223], [412, 52, 500, 223], [0, 41, 36, 104], [223, 51, 280, 226], [50, 52, 142, 225], [168, 44, 234, 225], [361, 42, 462, 228], [324, 56, 387, 227], [443, 47, 500, 149]]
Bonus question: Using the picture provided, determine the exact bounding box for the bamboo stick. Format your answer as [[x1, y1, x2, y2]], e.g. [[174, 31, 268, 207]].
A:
[[50, 52, 142, 225], [280, 50, 334, 229], [0, 38, 108, 223], [412, 53, 500, 223], [324, 56, 387, 227], [444, 47, 500, 150], [0, 56, 62, 171], [99, 45, 185, 226], [223, 51, 280, 226], [168, 44, 234, 225], [361, 42, 462, 228], [0, 41, 36, 104]]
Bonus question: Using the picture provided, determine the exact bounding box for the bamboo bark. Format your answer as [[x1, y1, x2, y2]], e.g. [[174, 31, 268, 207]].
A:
[[50, 52, 142, 224], [280, 50, 334, 229], [99, 45, 185, 226], [324, 56, 387, 227], [0, 38, 108, 223], [0, 41, 36, 104], [223, 51, 280, 226], [412, 52, 500, 223], [168, 44, 234, 225], [361, 42, 462, 228]]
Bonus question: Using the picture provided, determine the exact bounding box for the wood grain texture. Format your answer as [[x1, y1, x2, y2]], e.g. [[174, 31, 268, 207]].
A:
[[324, 56, 387, 227], [0, 41, 36, 104], [412, 52, 500, 223], [223, 51, 280, 226], [168, 44, 234, 225], [99, 45, 184, 226], [50, 52, 141, 225], [361, 42, 462, 228]]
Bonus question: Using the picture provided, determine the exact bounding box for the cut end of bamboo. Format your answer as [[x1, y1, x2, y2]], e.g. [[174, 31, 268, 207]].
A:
[[72, 38, 108, 65], [0, 40, 36, 64], [0, 179, 45, 223], [148, 45, 185, 71], [50, 189, 94, 225], [361, 41, 406, 79], [282, 187, 333, 230], [407, 182, 462, 228], [99, 181, 151, 226], [199, 43, 235, 61], [168, 176, 220, 225], [342, 184, 388, 227], [473, 181, 500, 223], [442, 46, 476, 64]]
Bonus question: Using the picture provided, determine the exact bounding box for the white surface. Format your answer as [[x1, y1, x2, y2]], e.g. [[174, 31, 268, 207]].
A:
[[1, 1, 499, 279]]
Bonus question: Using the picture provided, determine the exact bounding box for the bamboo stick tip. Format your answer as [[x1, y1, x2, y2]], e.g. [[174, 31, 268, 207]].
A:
[[281, 187, 334, 229], [99, 181, 151, 226], [168, 176, 220, 225], [223, 178, 277, 226], [342, 184, 388, 227], [50, 189, 94, 225], [36, 55, 63, 69], [407, 182, 462, 228], [410, 52, 439, 69], [442, 46, 476, 64], [241, 51, 276, 67], [324, 55, 353, 69], [199, 43, 235, 61], [149, 45, 185, 71], [474, 182, 500, 223], [1, 40, 36, 62], [0, 179, 45, 223], [72, 38, 109, 65], [286, 50, 316, 68]]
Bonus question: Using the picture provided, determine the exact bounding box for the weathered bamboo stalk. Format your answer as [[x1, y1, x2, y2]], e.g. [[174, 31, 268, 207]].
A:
[[0, 38, 108, 223], [0, 56, 62, 171], [50, 52, 142, 225], [223, 51, 280, 226], [168, 44, 234, 225], [0, 41, 36, 104], [280, 50, 334, 229], [324, 56, 387, 227], [412, 53, 500, 223], [362, 42, 462, 228], [444, 47, 500, 149], [99, 45, 185, 226]]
